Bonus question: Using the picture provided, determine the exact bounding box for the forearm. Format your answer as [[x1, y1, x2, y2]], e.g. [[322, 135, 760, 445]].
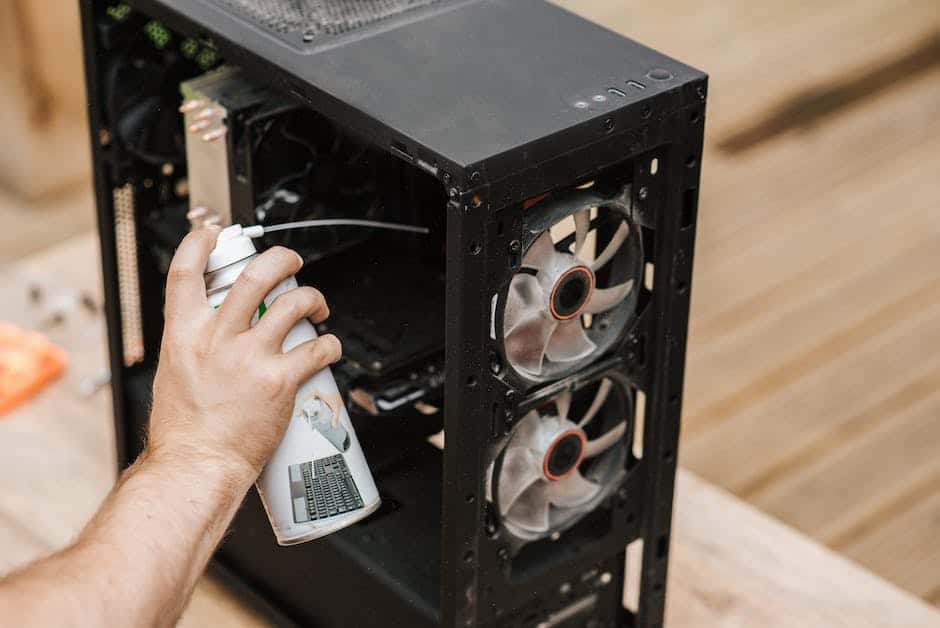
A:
[[0, 446, 254, 627]]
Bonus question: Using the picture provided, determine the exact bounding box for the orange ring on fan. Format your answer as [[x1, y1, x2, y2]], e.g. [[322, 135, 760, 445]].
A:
[[543, 429, 587, 481], [549, 266, 595, 320]]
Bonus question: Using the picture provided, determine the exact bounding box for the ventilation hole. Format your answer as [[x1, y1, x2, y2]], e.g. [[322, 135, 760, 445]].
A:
[[681, 188, 697, 229], [469, 241, 482, 255], [622, 538, 644, 613], [644, 262, 655, 291], [633, 390, 646, 460], [685, 154, 697, 168], [608, 87, 627, 98], [467, 376, 478, 388], [640, 105, 651, 119], [650, 157, 659, 175], [390, 141, 413, 162], [626, 80, 646, 90], [663, 450, 674, 463], [496, 220, 504, 236], [656, 535, 669, 559], [217, 0, 445, 38], [676, 280, 688, 294], [690, 110, 701, 123]]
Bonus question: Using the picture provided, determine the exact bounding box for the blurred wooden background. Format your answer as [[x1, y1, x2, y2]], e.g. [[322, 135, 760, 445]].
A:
[[2, 0, 939, 610], [555, 0, 940, 606]]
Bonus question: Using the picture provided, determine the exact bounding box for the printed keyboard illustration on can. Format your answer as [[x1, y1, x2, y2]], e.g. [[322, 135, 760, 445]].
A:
[[290, 455, 364, 523]]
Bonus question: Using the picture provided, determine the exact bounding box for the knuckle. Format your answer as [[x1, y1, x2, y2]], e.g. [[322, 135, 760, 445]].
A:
[[257, 368, 289, 398], [314, 334, 342, 363], [301, 287, 325, 311], [238, 266, 265, 288], [166, 267, 194, 286]]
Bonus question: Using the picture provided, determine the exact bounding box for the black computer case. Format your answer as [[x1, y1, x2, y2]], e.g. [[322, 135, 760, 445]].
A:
[[80, 1, 706, 626]]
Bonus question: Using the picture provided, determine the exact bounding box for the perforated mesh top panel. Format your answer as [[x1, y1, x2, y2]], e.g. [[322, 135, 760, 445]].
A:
[[216, 0, 445, 37]]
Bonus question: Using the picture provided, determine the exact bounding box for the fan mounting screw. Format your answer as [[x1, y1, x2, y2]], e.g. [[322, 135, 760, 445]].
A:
[[497, 547, 509, 562], [442, 172, 452, 184], [638, 186, 649, 200], [470, 171, 482, 184], [302, 30, 315, 43], [508, 240, 521, 254]]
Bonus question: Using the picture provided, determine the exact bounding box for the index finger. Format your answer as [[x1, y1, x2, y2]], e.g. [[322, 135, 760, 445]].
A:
[[165, 227, 221, 312]]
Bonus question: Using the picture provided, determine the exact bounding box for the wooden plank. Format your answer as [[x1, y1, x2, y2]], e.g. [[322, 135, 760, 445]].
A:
[[840, 480, 940, 602], [690, 70, 940, 324], [553, 0, 940, 136], [668, 470, 940, 628], [682, 296, 940, 493], [750, 377, 940, 543], [685, 197, 940, 425]]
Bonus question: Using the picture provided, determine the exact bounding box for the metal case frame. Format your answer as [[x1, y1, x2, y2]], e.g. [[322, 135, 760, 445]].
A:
[[80, 1, 706, 626]]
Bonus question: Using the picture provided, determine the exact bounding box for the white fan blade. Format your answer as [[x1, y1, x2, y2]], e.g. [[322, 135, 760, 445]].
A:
[[545, 469, 601, 508], [590, 221, 629, 271], [504, 273, 544, 336], [585, 279, 634, 314], [510, 410, 543, 449], [578, 379, 612, 427], [583, 421, 627, 458], [505, 314, 558, 376], [506, 485, 551, 532], [544, 320, 597, 364], [498, 446, 544, 515], [573, 209, 590, 257], [555, 390, 572, 421], [523, 231, 557, 274]]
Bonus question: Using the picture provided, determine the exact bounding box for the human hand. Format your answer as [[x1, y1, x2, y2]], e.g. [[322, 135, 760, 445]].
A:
[[147, 227, 342, 485]]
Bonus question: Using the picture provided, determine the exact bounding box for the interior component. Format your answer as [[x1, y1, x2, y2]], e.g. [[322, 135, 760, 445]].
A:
[[488, 375, 631, 544], [502, 185, 643, 383], [180, 66, 295, 227]]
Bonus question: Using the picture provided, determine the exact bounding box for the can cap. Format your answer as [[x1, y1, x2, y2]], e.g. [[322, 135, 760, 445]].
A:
[[205, 224, 258, 273]]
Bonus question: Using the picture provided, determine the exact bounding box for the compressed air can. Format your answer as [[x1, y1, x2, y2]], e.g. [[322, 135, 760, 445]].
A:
[[204, 225, 380, 545]]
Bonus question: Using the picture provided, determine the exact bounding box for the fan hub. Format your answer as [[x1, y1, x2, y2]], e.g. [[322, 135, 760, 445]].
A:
[[549, 265, 595, 320], [543, 429, 586, 480]]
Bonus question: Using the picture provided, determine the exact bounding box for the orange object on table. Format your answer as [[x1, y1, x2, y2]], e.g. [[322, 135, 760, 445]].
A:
[[0, 322, 68, 415]]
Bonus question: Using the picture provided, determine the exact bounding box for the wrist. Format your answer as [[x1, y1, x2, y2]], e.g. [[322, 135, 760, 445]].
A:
[[140, 441, 258, 498]]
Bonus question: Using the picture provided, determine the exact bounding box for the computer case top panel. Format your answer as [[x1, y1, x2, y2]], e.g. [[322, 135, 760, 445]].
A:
[[135, 0, 704, 177]]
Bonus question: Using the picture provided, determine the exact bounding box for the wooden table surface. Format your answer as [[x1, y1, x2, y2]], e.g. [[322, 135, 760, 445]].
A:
[[552, 0, 940, 607], [2, 234, 937, 626]]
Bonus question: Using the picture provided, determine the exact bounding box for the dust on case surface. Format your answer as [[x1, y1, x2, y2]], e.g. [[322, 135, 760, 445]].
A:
[[81, 0, 706, 626]]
